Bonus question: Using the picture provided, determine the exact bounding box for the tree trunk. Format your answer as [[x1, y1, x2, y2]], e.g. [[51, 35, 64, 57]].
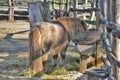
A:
[[112, 0, 120, 80], [114, 0, 120, 79]]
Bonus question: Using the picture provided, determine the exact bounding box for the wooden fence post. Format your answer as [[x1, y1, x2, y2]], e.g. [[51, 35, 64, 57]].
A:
[[114, 0, 120, 79], [73, 0, 78, 18], [8, 0, 14, 21], [52, 0, 56, 20], [65, 0, 69, 16], [95, 12, 101, 67], [82, 0, 88, 20], [90, 0, 96, 21], [59, 0, 64, 17]]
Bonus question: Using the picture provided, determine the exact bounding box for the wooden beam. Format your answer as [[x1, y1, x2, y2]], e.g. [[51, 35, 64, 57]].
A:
[[77, 45, 95, 56], [74, 31, 100, 45], [85, 20, 96, 25], [70, 8, 100, 13]]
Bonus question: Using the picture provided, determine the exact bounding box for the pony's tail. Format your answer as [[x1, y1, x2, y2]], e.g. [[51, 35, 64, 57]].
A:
[[29, 26, 43, 76]]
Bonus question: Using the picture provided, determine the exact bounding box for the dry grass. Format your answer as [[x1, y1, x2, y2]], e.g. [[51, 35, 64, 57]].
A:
[[0, 50, 83, 79]]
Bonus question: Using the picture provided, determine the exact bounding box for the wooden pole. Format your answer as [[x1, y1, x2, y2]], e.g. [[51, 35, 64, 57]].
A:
[[89, 0, 96, 21], [65, 0, 69, 16], [59, 0, 64, 17], [8, 0, 14, 21], [52, 0, 56, 20], [107, 0, 113, 48], [98, 0, 108, 19], [80, 55, 87, 73], [95, 12, 101, 68], [115, 0, 120, 79], [107, 0, 113, 21], [73, 0, 78, 18], [82, 0, 88, 20]]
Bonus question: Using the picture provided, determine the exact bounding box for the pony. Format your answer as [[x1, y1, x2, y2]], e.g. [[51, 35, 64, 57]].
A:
[[29, 17, 88, 75]]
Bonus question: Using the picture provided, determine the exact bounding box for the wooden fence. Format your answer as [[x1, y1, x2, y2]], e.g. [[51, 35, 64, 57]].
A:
[[0, 0, 42, 21], [0, 0, 92, 21], [1, 0, 120, 79], [70, 0, 120, 80]]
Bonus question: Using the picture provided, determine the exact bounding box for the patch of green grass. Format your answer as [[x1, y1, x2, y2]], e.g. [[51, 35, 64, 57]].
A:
[[18, 70, 30, 77], [0, 3, 8, 6], [51, 67, 68, 75], [63, 62, 79, 71], [0, 58, 5, 62]]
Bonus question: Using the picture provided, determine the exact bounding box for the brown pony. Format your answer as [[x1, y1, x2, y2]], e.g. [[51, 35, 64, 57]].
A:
[[29, 17, 88, 75]]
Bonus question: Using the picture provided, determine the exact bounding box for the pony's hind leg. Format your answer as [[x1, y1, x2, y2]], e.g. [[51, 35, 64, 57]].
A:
[[51, 50, 59, 67], [59, 41, 68, 65], [42, 53, 49, 72], [60, 47, 67, 65], [52, 41, 68, 65]]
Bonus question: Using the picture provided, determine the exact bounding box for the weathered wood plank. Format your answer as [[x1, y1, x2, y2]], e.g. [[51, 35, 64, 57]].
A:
[[75, 31, 100, 45], [85, 20, 96, 25], [77, 45, 95, 56], [70, 8, 100, 13], [0, 13, 29, 17]]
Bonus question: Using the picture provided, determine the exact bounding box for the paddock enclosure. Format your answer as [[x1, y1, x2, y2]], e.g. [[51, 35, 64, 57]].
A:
[[0, 0, 120, 80]]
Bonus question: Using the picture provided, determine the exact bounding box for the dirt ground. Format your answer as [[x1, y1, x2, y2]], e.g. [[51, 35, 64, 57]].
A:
[[0, 20, 31, 80], [0, 20, 90, 80]]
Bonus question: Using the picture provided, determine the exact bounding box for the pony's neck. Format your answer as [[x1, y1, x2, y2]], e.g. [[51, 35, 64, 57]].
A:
[[56, 17, 74, 34], [56, 17, 88, 41], [57, 17, 79, 41]]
